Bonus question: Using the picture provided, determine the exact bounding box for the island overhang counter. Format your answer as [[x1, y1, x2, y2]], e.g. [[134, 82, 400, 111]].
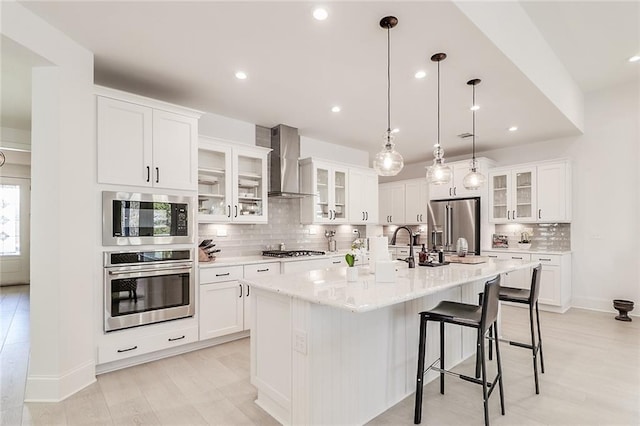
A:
[[241, 259, 538, 425]]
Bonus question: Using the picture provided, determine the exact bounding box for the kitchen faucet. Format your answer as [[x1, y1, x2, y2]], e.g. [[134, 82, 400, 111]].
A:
[[390, 226, 416, 268]]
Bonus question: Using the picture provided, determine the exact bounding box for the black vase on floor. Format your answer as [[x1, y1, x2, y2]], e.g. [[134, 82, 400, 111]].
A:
[[613, 299, 634, 322]]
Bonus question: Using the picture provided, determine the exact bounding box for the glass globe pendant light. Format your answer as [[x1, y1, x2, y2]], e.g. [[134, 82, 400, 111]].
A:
[[426, 53, 452, 185], [373, 16, 404, 177], [462, 78, 486, 190]]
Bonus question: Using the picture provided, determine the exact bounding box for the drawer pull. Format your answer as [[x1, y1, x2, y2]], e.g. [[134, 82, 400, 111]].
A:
[[216, 273, 230, 277], [539, 258, 552, 261], [168, 335, 185, 342], [332, 261, 341, 264], [117, 345, 138, 353], [257, 268, 270, 272], [488, 255, 498, 258], [511, 256, 523, 260]]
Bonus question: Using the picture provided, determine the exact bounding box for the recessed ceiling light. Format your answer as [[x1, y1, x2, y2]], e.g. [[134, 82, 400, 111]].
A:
[[470, 105, 480, 111], [313, 8, 328, 21], [331, 106, 341, 113], [629, 55, 640, 62], [508, 126, 518, 132], [235, 71, 247, 80], [391, 128, 400, 133], [414, 70, 426, 79]]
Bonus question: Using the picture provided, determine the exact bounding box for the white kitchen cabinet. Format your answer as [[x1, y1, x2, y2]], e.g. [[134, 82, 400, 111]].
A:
[[536, 161, 571, 222], [243, 263, 280, 330], [97, 320, 198, 365], [489, 167, 537, 223], [197, 137, 270, 224], [96, 90, 200, 191], [348, 167, 378, 224], [404, 179, 429, 224], [483, 251, 571, 311], [429, 159, 491, 200], [199, 265, 245, 340], [300, 159, 349, 224], [378, 182, 406, 224]]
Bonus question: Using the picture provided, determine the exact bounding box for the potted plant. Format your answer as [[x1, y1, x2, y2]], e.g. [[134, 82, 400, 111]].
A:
[[345, 253, 358, 281], [517, 232, 532, 249]]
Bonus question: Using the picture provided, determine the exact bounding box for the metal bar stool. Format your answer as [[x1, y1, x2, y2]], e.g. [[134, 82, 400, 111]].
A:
[[480, 264, 544, 394], [414, 275, 504, 426]]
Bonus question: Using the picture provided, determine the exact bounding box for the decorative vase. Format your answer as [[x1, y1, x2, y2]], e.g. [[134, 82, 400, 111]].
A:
[[613, 299, 634, 322], [346, 267, 358, 282]]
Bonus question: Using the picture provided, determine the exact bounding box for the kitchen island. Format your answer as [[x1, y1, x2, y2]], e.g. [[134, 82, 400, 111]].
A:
[[241, 259, 538, 425]]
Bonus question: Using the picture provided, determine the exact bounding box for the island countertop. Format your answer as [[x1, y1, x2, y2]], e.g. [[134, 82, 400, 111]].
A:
[[241, 258, 539, 313]]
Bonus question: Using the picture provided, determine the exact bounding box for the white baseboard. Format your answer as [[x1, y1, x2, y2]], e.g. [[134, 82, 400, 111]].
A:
[[571, 297, 637, 316], [24, 359, 96, 402]]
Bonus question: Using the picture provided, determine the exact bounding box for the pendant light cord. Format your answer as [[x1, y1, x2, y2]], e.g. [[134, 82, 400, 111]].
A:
[[437, 60, 440, 146], [472, 83, 476, 160], [387, 25, 391, 134]]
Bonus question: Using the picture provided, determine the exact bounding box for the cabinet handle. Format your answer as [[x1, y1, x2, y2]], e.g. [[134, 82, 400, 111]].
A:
[[257, 268, 269, 272], [538, 209, 542, 219], [146, 166, 150, 182], [453, 187, 457, 196], [117, 345, 138, 353], [420, 214, 423, 222], [417, 214, 420, 222], [239, 284, 242, 298], [362, 212, 366, 221], [513, 210, 516, 219], [246, 285, 250, 297], [365, 211, 368, 220], [488, 255, 498, 258], [332, 260, 341, 264], [215, 272, 230, 277], [155, 167, 159, 183], [227, 205, 231, 218], [449, 188, 452, 197], [234, 205, 238, 217], [539, 258, 552, 262], [390, 215, 393, 223], [511, 256, 523, 260], [507, 210, 511, 220], [168, 335, 185, 342]]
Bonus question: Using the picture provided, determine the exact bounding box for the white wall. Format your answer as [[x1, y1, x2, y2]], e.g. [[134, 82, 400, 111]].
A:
[[300, 136, 369, 167], [2, 2, 96, 401], [483, 82, 638, 312], [198, 112, 255, 145]]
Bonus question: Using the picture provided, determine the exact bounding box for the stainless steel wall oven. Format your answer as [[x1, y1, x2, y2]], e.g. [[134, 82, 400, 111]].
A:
[[103, 191, 193, 246], [104, 249, 195, 332]]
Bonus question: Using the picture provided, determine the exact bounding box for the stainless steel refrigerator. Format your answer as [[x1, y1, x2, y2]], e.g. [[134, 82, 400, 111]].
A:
[[427, 197, 481, 254]]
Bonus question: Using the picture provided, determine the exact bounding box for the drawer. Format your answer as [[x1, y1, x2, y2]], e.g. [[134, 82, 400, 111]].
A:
[[98, 325, 198, 364], [531, 254, 561, 266], [244, 262, 280, 278], [200, 265, 243, 283]]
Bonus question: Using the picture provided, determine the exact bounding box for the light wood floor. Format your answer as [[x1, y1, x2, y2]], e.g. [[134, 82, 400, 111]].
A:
[[1, 284, 639, 425]]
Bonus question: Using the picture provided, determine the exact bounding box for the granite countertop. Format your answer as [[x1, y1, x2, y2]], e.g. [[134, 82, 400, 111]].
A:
[[199, 251, 350, 268], [482, 248, 572, 255], [240, 259, 538, 313]]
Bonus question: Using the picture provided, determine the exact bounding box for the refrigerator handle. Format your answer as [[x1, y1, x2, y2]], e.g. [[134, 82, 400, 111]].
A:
[[446, 204, 453, 250]]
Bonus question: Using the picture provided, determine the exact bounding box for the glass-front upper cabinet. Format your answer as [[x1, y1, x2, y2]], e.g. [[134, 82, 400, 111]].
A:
[[300, 159, 349, 224], [198, 137, 269, 224], [488, 167, 537, 223]]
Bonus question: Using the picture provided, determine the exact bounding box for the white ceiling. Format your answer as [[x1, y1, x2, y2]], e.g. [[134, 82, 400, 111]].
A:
[[4, 1, 639, 164]]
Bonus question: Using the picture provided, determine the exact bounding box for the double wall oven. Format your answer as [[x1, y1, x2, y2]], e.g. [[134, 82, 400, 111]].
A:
[[102, 191, 196, 332]]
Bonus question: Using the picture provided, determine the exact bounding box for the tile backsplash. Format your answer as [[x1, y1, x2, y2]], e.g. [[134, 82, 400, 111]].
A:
[[494, 223, 571, 251], [198, 198, 365, 258]]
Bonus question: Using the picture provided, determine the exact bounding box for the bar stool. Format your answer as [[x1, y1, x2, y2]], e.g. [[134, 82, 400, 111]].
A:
[[414, 275, 504, 426], [481, 264, 544, 394]]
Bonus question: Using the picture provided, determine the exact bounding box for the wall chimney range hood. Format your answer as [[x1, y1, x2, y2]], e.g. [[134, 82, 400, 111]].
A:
[[259, 124, 314, 198]]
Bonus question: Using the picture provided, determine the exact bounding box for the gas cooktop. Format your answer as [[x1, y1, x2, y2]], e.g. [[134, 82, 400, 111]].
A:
[[262, 250, 326, 258]]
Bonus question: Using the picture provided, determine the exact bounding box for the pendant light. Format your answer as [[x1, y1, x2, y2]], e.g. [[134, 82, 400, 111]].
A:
[[426, 53, 452, 185], [462, 78, 486, 190], [373, 16, 404, 176]]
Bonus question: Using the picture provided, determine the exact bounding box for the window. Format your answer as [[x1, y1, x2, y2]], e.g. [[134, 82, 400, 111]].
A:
[[0, 184, 20, 255]]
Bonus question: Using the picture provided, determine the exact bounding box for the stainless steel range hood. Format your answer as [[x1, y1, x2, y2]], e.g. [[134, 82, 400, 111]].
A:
[[257, 124, 314, 198]]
